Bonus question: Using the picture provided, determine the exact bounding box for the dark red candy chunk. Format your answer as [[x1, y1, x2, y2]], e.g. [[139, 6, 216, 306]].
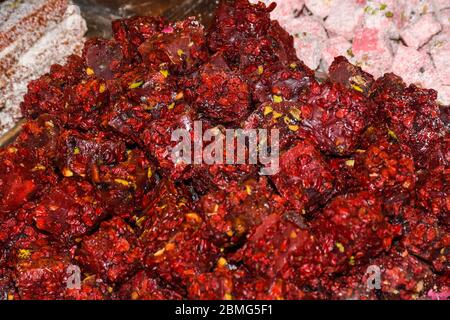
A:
[[117, 270, 182, 300], [56, 130, 126, 180], [140, 181, 218, 290], [94, 149, 156, 206], [416, 166, 449, 225], [49, 55, 88, 87], [101, 99, 152, 145], [369, 248, 435, 300], [138, 18, 208, 74], [207, 0, 274, 64], [21, 74, 66, 120], [90, 149, 155, 219], [2, 221, 48, 268], [112, 16, 166, 61], [423, 136, 450, 171], [238, 21, 300, 72], [350, 136, 416, 216], [0, 155, 37, 215], [243, 101, 304, 151], [118, 64, 178, 109], [14, 114, 61, 163], [21, 62, 110, 129], [32, 179, 107, 243], [141, 104, 199, 180], [371, 74, 445, 169], [188, 127, 259, 194], [0, 146, 58, 215], [311, 191, 398, 272], [300, 82, 376, 155], [76, 217, 142, 284], [83, 38, 126, 80], [251, 62, 315, 104], [327, 156, 359, 194], [400, 207, 449, 273], [234, 213, 317, 279], [328, 56, 375, 97], [194, 64, 251, 125], [144, 227, 219, 292], [139, 179, 193, 253], [197, 178, 286, 247]]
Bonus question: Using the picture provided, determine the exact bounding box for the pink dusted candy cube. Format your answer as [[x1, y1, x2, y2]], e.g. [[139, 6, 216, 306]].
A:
[[400, 13, 442, 48], [304, 0, 336, 18], [283, 15, 327, 69], [434, 85, 450, 105], [435, 85, 450, 105], [436, 8, 450, 29], [391, 45, 438, 89], [426, 32, 450, 85], [320, 36, 352, 71], [351, 27, 393, 78], [324, 1, 365, 40], [360, 0, 406, 39], [425, 31, 450, 104], [403, 0, 436, 25]]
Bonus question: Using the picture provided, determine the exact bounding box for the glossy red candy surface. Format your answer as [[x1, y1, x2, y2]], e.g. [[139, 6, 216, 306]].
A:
[[0, 0, 448, 300]]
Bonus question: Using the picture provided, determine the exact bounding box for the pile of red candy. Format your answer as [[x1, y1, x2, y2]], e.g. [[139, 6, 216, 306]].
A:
[[0, 0, 448, 300]]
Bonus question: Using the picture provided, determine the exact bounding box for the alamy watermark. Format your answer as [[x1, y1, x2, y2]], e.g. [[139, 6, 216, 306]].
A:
[[170, 121, 280, 175], [365, 265, 381, 290], [66, 264, 81, 290]]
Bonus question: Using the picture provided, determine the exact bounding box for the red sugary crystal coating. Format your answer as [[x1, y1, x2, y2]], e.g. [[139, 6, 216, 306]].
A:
[[138, 18, 209, 73], [243, 101, 304, 151], [139, 179, 193, 253], [270, 139, 335, 213], [194, 65, 252, 125], [328, 56, 375, 96], [197, 177, 286, 247], [416, 166, 449, 225], [311, 191, 398, 267], [299, 81, 376, 156], [64, 276, 112, 300], [143, 227, 219, 292], [0, 0, 447, 300], [348, 133, 417, 216], [400, 207, 449, 273], [76, 217, 142, 284]]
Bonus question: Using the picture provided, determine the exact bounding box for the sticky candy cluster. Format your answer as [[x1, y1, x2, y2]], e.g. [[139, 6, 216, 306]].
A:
[[0, 0, 448, 300]]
